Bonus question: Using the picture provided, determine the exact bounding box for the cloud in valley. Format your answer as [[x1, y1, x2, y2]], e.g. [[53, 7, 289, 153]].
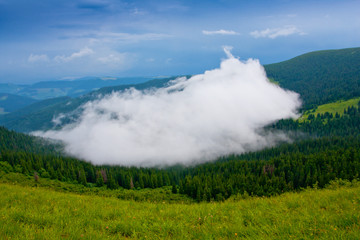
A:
[[38, 49, 301, 167]]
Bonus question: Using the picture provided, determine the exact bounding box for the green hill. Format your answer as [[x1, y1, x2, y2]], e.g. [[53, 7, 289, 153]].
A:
[[0, 93, 37, 114], [299, 97, 360, 121], [0, 76, 183, 132], [0, 96, 75, 132], [0, 179, 359, 239], [1, 104, 359, 202], [264, 47, 360, 109]]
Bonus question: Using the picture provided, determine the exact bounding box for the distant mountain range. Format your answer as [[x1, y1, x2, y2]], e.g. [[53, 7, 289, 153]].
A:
[[1, 47, 359, 133], [0, 76, 183, 132], [0, 77, 152, 100], [0, 93, 38, 114]]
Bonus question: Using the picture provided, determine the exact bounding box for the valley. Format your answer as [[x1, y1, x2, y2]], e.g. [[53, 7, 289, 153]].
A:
[[0, 47, 359, 239]]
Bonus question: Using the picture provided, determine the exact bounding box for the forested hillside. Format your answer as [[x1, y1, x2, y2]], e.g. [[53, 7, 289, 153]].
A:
[[0, 76, 184, 132], [264, 47, 360, 109], [1, 102, 359, 201], [1, 48, 360, 202]]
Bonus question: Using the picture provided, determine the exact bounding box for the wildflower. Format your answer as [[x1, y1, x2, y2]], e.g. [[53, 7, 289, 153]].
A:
[[235, 233, 238, 236], [106, 226, 109, 229]]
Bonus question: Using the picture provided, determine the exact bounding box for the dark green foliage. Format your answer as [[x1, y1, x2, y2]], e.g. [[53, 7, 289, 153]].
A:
[[180, 138, 359, 200], [264, 47, 360, 109], [172, 183, 177, 194], [0, 98, 360, 202], [0, 126, 60, 154]]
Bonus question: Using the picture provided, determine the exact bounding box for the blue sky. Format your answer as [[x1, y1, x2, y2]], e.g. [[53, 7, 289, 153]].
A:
[[1, 0, 360, 83]]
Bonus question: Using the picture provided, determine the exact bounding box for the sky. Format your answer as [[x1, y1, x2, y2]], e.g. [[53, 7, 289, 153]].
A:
[[1, 0, 360, 83]]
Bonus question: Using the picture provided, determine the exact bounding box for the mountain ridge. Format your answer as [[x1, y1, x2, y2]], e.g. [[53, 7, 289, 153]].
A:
[[1, 47, 359, 132]]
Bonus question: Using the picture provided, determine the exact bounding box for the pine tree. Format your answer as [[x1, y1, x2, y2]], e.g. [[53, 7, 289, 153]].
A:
[[96, 170, 104, 187], [172, 183, 177, 194]]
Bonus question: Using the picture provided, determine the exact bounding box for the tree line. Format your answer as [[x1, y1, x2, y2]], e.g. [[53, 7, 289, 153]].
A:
[[0, 104, 359, 201]]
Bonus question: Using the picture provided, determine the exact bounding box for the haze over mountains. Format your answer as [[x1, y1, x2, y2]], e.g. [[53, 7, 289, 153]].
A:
[[0, 77, 152, 100]]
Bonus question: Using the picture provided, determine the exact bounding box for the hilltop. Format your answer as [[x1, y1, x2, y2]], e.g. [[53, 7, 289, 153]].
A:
[[264, 47, 360, 109]]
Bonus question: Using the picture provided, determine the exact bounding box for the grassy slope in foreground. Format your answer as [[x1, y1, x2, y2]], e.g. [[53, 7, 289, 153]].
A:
[[299, 97, 360, 121], [0, 181, 359, 239]]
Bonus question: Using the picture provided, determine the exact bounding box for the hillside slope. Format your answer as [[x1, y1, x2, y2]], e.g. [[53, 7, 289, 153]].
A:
[[0, 93, 37, 114], [264, 47, 360, 109], [0, 180, 359, 239], [0, 77, 180, 132]]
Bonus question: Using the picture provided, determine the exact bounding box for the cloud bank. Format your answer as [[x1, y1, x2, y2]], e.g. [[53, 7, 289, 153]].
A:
[[38, 50, 301, 167], [250, 26, 305, 39]]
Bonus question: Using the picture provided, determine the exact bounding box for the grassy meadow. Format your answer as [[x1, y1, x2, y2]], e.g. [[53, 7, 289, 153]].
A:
[[300, 97, 360, 121], [0, 179, 359, 239]]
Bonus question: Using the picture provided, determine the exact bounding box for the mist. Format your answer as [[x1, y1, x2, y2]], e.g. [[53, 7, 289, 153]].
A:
[[38, 49, 301, 167]]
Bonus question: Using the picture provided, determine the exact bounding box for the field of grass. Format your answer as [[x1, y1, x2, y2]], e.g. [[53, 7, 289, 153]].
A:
[[300, 97, 360, 121], [0, 179, 359, 239], [0, 172, 193, 204]]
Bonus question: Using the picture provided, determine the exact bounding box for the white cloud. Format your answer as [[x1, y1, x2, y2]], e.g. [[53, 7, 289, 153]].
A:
[[28, 54, 49, 63], [54, 47, 94, 62], [69, 31, 171, 43], [202, 29, 239, 35], [37, 48, 301, 167], [250, 26, 305, 39], [98, 53, 125, 64]]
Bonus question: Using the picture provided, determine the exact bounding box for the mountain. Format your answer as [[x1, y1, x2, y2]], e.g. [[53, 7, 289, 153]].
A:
[[0, 76, 182, 132], [0, 83, 25, 95], [264, 47, 360, 109], [0, 77, 152, 100], [0, 96, 74, 132], [1, 47, 360, 132], [0, 93, 38, 114]]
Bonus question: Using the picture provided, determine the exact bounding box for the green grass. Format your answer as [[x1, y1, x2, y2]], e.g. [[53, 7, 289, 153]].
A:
[[268, 78, 280, 85], [0, 172, 194, 204], [0, 179, 359, 239], [300, 97, 360, 121]]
